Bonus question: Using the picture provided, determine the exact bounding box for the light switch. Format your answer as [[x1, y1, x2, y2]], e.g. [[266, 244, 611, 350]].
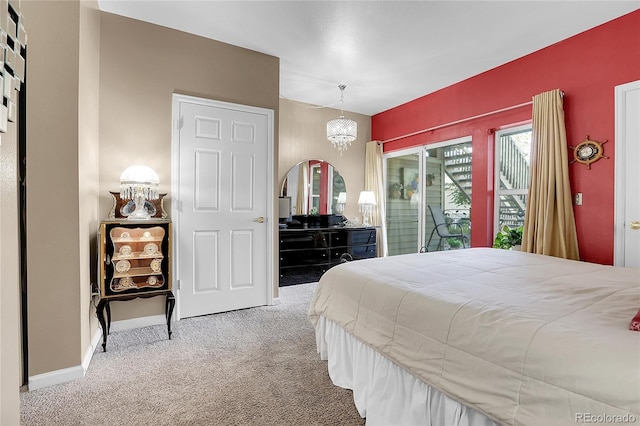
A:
[[574, 193, 583, 206]]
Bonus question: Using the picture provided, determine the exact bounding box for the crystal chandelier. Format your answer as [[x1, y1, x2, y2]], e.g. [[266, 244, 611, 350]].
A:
[[327, 84, 357, 155]]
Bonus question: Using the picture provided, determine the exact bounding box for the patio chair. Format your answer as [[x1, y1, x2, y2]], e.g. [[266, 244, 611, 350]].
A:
[[425, 205, 469, 251]]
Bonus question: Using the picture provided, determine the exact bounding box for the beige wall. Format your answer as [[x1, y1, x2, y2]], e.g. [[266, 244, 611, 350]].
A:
[[98, 13, 280, 320], [23, 0, 85, 376], [279, 99, 371, 221], [78, 0, 102, 365], [0, 95, 21, 426]]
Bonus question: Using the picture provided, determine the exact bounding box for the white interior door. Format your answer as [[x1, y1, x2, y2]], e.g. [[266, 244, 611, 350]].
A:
[[614, 80, 640, 267], [173, 94, 273, 318]]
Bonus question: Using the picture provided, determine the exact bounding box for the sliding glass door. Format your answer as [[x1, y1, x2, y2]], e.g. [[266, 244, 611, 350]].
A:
[[385, 137, 472, 255], [386, 151, 421, 255]]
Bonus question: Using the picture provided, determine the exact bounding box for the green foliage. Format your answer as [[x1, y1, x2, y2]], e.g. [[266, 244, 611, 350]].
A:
[[493, 225, 523, 249], [445, 183, 471, 207], [447, 238, 463, 248]]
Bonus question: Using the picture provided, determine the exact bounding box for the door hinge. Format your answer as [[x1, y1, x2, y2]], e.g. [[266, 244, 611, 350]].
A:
[[176, 116, 184, 130], [176, 279, 180, 290]]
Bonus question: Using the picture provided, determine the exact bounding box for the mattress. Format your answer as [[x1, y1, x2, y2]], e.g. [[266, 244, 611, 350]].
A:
[[308, 248, 640, 425]]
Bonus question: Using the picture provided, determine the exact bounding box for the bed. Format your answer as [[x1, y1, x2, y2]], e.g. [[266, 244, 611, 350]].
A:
[[308, 248, 640, 425]]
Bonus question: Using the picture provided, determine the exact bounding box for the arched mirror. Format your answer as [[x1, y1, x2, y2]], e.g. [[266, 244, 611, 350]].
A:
[[281, 159, 346, 216]]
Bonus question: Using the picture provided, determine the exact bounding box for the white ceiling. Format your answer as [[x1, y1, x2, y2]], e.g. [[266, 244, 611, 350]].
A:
[[97, 1, 639, 116]]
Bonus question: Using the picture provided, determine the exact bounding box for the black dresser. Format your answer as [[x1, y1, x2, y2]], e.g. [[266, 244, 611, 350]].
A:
[[279, 217, 377, 286]]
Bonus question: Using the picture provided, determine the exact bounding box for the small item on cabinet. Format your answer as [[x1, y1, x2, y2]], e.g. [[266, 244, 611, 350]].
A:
[[118, 231, 133, 241], [343, 217, 360, 228], [108, 191, 168, 220], [144, 243, 158, 256], [115, 259, 131, 273], [140, 231, 154, 241], [119, 165, 160, 221], [150, 258, 162, 273], [112, 277, 136, 291], [119, 245, 132, 257], [147, 276, 159, 286]]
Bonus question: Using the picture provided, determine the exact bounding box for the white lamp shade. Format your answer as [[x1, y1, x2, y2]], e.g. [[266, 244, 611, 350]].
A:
[[120, 165, 160, 200], [337, 192, 347, 204], [120, 165, 159, 186], [358, 191, 376, 206]]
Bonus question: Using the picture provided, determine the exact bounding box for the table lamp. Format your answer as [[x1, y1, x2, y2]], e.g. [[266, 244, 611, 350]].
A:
[[358, 191, 376, 226], [120, 165, 159, 220]]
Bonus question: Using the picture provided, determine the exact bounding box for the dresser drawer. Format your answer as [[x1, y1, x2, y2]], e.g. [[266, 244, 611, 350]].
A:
[[279, 265, 329, 286], [280, 231, 331, 250], [331, 244, 376, 262], [349, 244, 377, 259], [333, 228, 376, 246], [280, 248, 330, 267]]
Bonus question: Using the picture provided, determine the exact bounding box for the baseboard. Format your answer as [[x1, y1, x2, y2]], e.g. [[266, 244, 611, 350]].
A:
[[28, 365, 85, 391], [29, 328, 103, 391], [82, 326, 103, 372], [109, 314, 167, 332], [272, 297, 281, 305], [28, 316, 165, 391]]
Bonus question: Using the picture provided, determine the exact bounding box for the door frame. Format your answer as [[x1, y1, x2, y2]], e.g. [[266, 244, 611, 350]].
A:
[[493, 123, 532, 236], [383, 146, 423, 254], [614, 80, 640, 266], [383, 135, 472, 254], [171, 93, 275, 319]]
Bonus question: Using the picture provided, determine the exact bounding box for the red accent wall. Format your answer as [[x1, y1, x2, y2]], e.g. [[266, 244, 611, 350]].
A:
[[372, 10, 640, 265]]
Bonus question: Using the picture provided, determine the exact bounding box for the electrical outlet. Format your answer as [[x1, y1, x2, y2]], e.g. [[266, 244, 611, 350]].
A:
[[574, 193, 583, 206]]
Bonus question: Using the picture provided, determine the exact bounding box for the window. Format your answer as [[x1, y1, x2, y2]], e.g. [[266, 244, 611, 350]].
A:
[[494, 125, 532, 234], [384, 136, 472, 255]]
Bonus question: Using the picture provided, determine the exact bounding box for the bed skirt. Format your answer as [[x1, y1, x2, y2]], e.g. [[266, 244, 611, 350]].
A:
[[315, 315, 499, 426]]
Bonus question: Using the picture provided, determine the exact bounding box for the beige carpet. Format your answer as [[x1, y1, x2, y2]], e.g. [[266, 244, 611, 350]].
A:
[[20, 283, 365, 426]]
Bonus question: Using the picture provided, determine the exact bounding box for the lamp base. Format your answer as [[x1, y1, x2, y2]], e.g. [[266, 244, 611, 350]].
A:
[[126, 195, 151, 220], [361, 204, 373, 227]]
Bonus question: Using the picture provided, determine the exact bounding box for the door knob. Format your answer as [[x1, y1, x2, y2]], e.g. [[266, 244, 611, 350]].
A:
[[631, 221, 640, 230], [255, 216, 265, 223]]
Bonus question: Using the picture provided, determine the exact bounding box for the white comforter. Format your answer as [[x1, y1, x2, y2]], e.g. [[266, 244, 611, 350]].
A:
[[308, 248, 640, 425]]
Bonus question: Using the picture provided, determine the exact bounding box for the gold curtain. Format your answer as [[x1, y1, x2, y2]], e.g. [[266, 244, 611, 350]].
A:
[[365, 141, 388, 257], [295, 162, 308, 215], [522, 89, 579, 260]]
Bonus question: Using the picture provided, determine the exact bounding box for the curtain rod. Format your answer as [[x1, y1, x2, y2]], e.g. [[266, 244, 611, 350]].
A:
[[380, 100, 533, 144], [381, 90, 564, 144]]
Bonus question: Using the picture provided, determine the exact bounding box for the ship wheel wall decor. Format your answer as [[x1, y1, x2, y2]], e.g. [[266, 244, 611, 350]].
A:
[[570, 136, 608, 169]]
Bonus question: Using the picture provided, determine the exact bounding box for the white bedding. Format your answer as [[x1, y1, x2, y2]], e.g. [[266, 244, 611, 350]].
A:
[[316, 315, 499, 426], [308, 248, 640, 425]]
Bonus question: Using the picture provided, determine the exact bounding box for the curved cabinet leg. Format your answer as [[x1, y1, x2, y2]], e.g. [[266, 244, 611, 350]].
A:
[[96, 299, 109, 352], [165, 292, 176, 339], [105, 301, 112, 335]]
